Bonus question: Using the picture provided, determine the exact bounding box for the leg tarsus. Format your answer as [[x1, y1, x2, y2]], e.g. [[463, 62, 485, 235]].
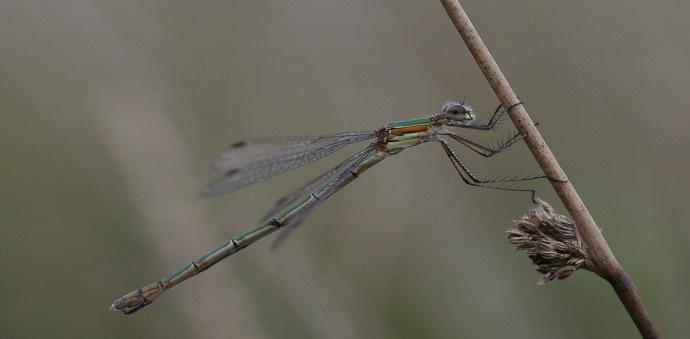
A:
[[548, 176, 569, 184], [506, 100, 525, 113]]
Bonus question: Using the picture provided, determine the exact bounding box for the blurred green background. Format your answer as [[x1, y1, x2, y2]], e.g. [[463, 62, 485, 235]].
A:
[[1, 1, 688, 338]]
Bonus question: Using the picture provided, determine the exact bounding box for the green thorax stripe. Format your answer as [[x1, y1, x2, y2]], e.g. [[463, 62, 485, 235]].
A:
[[386, 117, 431, 129]]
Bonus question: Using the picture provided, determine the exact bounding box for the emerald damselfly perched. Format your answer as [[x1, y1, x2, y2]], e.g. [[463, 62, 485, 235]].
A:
[[111, 101, 542, 314]]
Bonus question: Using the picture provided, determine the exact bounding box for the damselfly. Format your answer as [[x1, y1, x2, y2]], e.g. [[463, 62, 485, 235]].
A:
[[111, 101, 542, 314]]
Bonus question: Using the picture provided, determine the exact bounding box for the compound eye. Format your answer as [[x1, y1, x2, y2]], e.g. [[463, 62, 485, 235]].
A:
[[442, 102, 466, 115], [442, 101, 474, 122]]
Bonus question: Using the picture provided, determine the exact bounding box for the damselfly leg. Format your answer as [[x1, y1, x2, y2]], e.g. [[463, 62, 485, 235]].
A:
[[440, 140, 543, 203]]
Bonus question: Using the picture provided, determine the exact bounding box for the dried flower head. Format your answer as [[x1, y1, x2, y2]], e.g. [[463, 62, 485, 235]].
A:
[[507, 198, 588, 284]]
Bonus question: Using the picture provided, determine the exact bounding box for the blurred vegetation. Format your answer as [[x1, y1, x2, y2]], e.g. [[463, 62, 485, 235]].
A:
[[1, 1, 689, 338]]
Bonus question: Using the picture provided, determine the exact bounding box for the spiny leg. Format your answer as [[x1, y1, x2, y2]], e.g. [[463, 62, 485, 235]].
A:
[[439, 117, 541, 158], [439, 140, 542, 203], [439, 140, 544, 184], [460, 101, 529, 131], [463, 104, 508, 130], [439, 129, 524, 158]]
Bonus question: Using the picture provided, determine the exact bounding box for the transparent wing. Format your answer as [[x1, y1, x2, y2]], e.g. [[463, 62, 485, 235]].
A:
[[200, 131, 377, 197], [267, 146, 376, 250]]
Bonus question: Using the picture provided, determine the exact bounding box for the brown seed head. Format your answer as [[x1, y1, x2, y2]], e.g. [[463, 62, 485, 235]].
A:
[[507, 198, 588, 284]]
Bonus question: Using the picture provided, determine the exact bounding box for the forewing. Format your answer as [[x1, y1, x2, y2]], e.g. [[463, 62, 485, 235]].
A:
[[200, 132, 376, 197]]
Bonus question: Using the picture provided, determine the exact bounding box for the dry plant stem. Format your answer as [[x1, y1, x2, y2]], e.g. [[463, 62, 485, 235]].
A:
[[438, 1, 659, 338]]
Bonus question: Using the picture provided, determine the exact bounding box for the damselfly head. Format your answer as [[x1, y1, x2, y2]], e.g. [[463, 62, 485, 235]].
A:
[[442, 101, 475, 124]]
